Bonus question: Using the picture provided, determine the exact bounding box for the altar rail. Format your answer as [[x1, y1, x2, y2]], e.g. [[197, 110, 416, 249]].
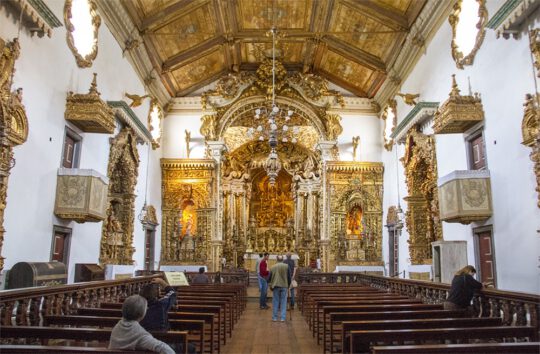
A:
[[0, 275, 156, 326], [297, 272, 540, 331]]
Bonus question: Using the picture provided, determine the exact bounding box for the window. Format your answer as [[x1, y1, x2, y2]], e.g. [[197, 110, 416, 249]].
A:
[[382, 99, 397, 151], [467, 130, 486, 170], [51, 226, 72, 267], [62, 127, 82, 168], [148, 99, 163, 149], [449, 0, 488, 69], [64, 0, 100, 68]]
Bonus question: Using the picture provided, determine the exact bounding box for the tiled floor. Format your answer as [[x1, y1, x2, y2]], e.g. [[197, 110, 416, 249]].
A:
[[223, 287, 320, 354]]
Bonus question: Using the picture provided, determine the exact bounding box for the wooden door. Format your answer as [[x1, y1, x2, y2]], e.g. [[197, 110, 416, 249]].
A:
[[63, 134, 76, 168], [470, 134, 486, 170], [388, 229, 399, 277], [52, 231, 67, 263], [476, 230, 496, 286], [144, 229, 155, 270]]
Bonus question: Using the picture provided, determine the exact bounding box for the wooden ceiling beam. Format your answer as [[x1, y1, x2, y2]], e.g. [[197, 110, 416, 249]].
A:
[[315, 69, 368, 97], [162, 37, 226, 72], [323, 37, 387, 73], [406, 0, 427, 27], [175, 69, 229, 96], [139, 0, 203, 32], [341, 0, 409, 32]]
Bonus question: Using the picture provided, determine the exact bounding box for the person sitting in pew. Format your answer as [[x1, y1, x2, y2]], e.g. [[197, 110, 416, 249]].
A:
[[140, 278, 197, 354], [444, 265, 483, 313], [109, 294, 175, 354], [140, 278, 176, 331], [191, 267, 210, 284]]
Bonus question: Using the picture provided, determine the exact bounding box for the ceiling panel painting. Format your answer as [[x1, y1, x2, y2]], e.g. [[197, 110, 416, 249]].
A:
[[128, 0, 181, 18], [241, 42, 306, 63], [330, 2, 399, 60], [150, 2, 218, 61], [319, 49, 376, 93], [170, 48, 226, 92], [236, 0, 313, 31], [374, 0, 412, 14]]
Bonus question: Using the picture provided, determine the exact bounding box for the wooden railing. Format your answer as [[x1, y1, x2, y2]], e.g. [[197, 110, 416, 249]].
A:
[[298, 272, 540, 331], [0, 276, 156, 326]]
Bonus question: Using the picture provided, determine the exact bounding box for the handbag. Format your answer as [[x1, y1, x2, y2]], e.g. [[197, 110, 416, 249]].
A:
[[290, 279, 298, 288]]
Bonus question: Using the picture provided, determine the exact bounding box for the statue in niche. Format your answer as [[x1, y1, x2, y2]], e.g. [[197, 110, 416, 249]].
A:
[[267, 235, 275, 251], [347, 205, 363, 236], [352, 136, 360, 161], [105, 207, 123, 262], [185, 130, 191, 158]]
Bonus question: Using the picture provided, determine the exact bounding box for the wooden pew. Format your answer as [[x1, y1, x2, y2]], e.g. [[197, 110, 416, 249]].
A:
[[348, 326, 537, 354], [95, 304, 224, 350], [313, 302, 441, 343], [0, 345, 156, 353], [80, 307, 221, 353], [371, 342, 540, 353], [341, 317, 503, 354], [0, 326, 189, 354], [326, 310, 467, 354], [43, 315, 206, 354]]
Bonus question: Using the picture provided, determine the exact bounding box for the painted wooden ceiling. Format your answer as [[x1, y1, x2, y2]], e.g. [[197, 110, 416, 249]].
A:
[[121, 0, 426, 98]]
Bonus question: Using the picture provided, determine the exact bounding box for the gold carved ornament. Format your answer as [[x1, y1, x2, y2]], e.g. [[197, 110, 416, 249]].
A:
[[530, 29, 540, 78], [402, 129, 442, 264], [0, 37, 29, 273], [325, 114, 343, 141], [382, 99, 397, 151], [521, 93, 540, 208], [99, 127, 140, 265], [449, 0, 488, 69], [64, 0, 101, 68], [65, 73, 115, 133]]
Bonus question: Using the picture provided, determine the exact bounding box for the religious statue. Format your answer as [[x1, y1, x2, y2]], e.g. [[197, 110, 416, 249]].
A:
[[347, 206, 363, 236], [105, 208, 123, 262], [352, 136, 360, 161], [396, 92, 420, 106], [185, 130, 191, 158]]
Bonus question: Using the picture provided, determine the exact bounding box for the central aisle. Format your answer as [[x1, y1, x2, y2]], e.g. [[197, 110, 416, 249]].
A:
[[222, 284, 320, 354]]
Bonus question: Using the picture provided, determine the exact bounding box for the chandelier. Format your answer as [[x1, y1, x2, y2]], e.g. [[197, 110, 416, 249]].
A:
[[247, 27, 298, 186]]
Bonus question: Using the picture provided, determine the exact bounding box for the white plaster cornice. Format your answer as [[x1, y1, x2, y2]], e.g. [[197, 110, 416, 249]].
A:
[[327, 97, 377, 114], [374, 1, 455, 107], [95, 0, 171, 106], [167, 97, 204, 115], [167, 96, 377, 116]]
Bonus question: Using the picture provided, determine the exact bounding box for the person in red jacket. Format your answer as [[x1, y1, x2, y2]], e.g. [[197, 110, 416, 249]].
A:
[[259, 253, 270, 309]]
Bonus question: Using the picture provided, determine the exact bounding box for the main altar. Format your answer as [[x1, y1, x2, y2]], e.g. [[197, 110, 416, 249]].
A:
[[159, 59, 384, 272]]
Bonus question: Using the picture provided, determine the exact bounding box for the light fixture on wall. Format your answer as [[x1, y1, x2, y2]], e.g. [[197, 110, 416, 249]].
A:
[[246, 24, 298, 186], [137, 144, 150, 230]]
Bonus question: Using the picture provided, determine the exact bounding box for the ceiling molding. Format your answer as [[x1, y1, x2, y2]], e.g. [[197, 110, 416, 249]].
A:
[[107, 100, 152, 144], [374, 0, 454, 108], [96, 0, 171, 106]]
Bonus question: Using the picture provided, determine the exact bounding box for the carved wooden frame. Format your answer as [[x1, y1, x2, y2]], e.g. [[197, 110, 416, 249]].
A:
[[382, 99, 397, 151], [449, 0, 488, 69], [64, 0, 101, 68]]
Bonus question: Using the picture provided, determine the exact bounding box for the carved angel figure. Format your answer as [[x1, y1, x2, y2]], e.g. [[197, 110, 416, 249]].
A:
[[396, 93, 420, 106], [185, 130, 191, 158], [352, 136, 360, 161], [125, 93, 150, 107], [200, 115, 217, 141]]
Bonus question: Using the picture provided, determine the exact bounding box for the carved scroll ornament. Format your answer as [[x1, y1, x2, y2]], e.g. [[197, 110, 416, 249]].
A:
[[0, 37, 29, 272], [522, 94, 540, 208], [64, 0, 101, 68], [530, 29, 540, 78], [449, 0, 488, 69]]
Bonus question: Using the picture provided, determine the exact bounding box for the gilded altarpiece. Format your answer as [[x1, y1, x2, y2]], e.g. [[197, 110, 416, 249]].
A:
[[326, 162, 384, 272], [99, 127, 139, 264], [160, 159, 215, 267], [0, 38, 29, 272], [402, 128, 443, 265]]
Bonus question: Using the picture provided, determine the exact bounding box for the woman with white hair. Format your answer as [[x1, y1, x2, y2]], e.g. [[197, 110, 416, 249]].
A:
[[109, 294, 175, 354]]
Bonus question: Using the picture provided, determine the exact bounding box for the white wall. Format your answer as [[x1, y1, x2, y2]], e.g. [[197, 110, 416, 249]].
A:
[[0, 1, 161, 283], [381, 1, 540, 293], [337, 114, 382, 162], [162, 114, 206, 159]]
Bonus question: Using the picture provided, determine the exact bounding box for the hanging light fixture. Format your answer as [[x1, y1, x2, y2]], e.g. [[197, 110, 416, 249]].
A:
[[395, 146, 405, 229], [137, 144, 150, 229], [246, 20, 299, 186]]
